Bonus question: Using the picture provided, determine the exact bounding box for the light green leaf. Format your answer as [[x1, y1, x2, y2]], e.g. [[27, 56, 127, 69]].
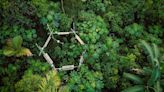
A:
[[12, 36, 23, 49], [16, 47, 32, 57], [123, 72, 143, 84], [58, 86, 69, 92], [3, 46, 15, 56], [121, 85, 144, 92]]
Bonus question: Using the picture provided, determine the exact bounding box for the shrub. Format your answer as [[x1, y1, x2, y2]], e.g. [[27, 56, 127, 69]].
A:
[[67, 65, 104, 92], [15, 74, 42, 92]]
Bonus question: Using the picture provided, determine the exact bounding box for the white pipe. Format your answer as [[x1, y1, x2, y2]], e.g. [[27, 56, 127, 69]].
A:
[[61, 65, 75, 71], [43, 53, 55, 68], [78, 55, 84, 67], [55, 32, 74, 35], [75, 34, 85, 45], [43, 34, 52, 48]]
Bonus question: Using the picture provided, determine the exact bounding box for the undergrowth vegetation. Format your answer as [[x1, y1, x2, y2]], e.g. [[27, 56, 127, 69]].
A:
[[0, 0, 164, 92]]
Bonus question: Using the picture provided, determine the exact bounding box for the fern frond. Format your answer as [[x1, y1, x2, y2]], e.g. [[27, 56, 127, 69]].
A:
[[38, 71, 61, 92]]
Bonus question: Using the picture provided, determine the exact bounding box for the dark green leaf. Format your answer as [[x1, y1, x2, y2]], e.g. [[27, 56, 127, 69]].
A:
[[141, 40, 154, 64], [123, 72, 143, 84], [121, 85, 144, 92], [147, 67, 160, 86], [153, 43, 159, 59]]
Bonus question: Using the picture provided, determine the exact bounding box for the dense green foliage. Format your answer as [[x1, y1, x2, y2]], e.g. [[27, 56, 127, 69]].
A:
[[122, 40, 163, 92], [0, 0, 164, 92], [3, 36, 32, 57]]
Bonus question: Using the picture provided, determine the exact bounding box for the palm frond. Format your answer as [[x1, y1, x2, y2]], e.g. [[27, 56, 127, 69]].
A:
[[153, 43, 160, 60], [141, 40, 154, 65]]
